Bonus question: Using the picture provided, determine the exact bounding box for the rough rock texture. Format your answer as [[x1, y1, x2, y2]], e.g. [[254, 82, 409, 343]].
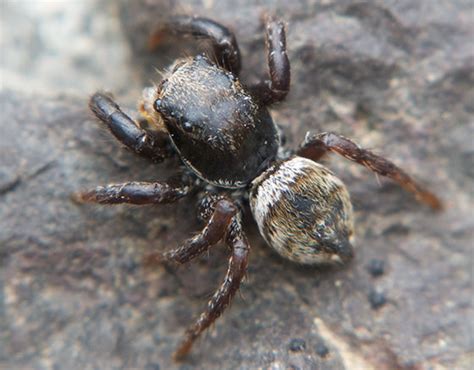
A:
[[1, 0, 473, 369]]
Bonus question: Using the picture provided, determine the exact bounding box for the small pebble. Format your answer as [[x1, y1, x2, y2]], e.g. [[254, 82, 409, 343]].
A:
[[288, 338, 306, 352], [315, 342, 330, 358], [367, 259, 385, 277], [368, 289, 387, 309]]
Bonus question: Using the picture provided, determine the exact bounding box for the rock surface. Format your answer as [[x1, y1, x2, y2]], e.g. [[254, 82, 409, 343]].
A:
[[1, 1, 473, 369]]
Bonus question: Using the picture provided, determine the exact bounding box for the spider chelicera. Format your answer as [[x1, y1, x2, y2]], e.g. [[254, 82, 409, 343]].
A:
[[74, 15, 441, 359]]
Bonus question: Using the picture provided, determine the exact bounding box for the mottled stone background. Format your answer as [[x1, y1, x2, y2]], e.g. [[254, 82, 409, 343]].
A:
[[1, 1, 473, 369]]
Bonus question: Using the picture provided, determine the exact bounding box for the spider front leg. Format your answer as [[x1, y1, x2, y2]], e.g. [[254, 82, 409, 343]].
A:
[[89, 92, 173, 163], [73, 174, 193, 205], [297, 132, 442, 209], [149, 15, 241, 74], [250, 16, 290, 105]]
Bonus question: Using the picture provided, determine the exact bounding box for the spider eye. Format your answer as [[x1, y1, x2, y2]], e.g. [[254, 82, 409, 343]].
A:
[[182, 121, 194, 133], [153, 99, 163, 112], [181, 121, 204, 137]]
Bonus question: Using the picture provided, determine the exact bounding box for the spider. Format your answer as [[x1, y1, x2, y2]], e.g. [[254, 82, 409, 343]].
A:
[[74, 15, 442, 359]]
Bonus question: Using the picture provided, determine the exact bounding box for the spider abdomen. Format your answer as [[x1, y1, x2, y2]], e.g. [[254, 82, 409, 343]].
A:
[[250, 156, 355, 264]]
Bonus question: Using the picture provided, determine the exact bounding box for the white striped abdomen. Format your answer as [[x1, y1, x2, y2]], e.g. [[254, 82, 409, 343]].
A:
[[250, 156, 354, 264]]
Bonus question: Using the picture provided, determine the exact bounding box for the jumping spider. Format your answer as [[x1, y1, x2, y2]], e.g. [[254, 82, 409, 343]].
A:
[[75, 15, 441, 359]]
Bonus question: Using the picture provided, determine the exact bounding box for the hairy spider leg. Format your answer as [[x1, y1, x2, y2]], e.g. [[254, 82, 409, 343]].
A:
[[89, 92, 173, 163], [174, 209, 250, 360], [297, 132, 442, 209], [250, 16, 290, 105], [143, 196, 238, 265], [143, 195, 249, 359], [72, 175, 194, 205], [149, 15, 241, 75]]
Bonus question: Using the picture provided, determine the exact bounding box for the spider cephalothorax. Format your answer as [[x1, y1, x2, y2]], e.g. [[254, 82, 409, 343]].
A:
[[75, 15, 441, 360], [154, 55, 280, 188]]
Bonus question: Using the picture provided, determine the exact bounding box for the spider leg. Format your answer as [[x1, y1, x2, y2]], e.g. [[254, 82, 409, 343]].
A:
[[297, 132, 442, 209], [250, 16, 290, 105], [173, 214, 250, 360], [143, 196, 237, 265], [73, 174, 193, 205], [149, 15, 241, 74], [89, 92, 173, 163]]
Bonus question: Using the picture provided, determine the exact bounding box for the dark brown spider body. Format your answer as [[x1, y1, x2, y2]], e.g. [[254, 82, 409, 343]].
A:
[[75, 15, 441, 360], [155, 55, 280, 188]]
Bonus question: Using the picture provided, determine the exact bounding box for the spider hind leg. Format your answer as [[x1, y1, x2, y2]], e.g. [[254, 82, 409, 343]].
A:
[[298, 132, 442, 210]]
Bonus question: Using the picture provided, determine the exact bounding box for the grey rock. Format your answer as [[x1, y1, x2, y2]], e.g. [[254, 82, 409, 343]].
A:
[[1, 0, 473, 369]]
